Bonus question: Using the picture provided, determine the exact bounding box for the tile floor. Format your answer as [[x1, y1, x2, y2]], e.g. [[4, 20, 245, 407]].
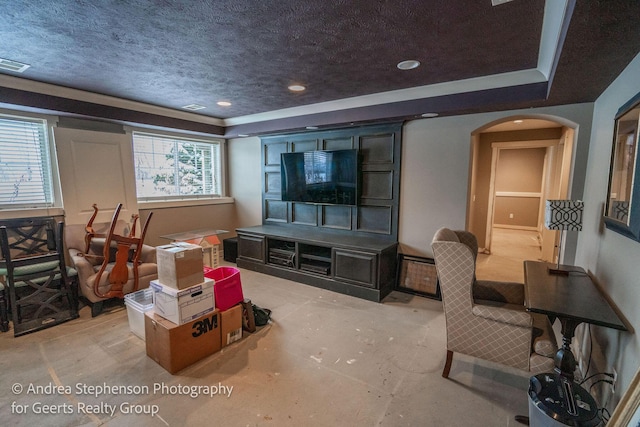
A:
[[0, 229, 541, 427]]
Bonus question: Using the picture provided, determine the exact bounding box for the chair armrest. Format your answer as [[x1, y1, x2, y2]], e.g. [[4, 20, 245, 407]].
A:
[[472, 300, 532, 327], [474, 280, 525, 305], [138, 244, 157, 263], [67, 248, 98, 281]]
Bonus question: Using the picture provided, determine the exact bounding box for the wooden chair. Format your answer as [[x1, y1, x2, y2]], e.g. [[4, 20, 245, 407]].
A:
[[0, 217, 79, 336], [65, 204, 157, 316]]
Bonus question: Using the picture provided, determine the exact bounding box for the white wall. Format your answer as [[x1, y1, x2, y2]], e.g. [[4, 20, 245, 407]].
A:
[[575, 52, 640, 405], [227, 136, 262, 230], [398, 103, 594, 257]]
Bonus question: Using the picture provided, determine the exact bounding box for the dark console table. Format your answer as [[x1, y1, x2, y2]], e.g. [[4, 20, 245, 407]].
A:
[[523, 260, 627, 379], [236, 225, 398, 302]]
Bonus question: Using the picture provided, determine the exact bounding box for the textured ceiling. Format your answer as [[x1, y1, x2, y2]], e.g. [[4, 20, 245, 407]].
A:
[[0, 0, 639, 136]]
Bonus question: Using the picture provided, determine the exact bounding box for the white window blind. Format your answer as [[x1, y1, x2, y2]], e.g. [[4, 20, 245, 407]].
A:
[[132, 132, 221, 201], [0, 115, 54, 208]]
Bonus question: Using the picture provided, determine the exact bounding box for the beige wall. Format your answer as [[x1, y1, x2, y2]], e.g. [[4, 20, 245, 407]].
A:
[[398, 104, 593, 257], [471, 129, 563, 248], [575, 52, 640, 409], [493, 147, 546, 228], [493, 197, 540, 227], [227, 136, 262, 230], [495, 147, 546, 192], [139, 203, 237, 247]]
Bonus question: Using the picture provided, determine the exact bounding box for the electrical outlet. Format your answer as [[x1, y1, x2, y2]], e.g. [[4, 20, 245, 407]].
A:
[[509, 213, 514, 219], [612, 368, 618, 393]]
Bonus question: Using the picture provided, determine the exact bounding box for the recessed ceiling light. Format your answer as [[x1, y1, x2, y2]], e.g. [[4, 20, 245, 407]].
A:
[[306, 126, 318, 130], [288, 84, 306, 92], [421, 113, 439, 118], [182, 104, 206, 111], [514, 119, 524, 124], [0, 58, 30, 73], [217, 101, 231, 107], [397, 60, 420, 70], [238, 134, 250, 137]]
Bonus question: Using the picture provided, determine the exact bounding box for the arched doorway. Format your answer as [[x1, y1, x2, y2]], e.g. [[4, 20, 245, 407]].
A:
[[467, 116, 577, 273]]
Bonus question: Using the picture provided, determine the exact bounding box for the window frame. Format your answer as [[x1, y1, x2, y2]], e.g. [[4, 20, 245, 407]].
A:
[[0, 109, 63, 216], [129, 128, 229, 208]]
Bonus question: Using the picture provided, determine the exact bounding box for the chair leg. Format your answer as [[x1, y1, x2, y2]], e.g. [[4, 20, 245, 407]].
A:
[[91, 300, 104, 317], [442, 350, 453, 378], [0, 288, 9, 332]]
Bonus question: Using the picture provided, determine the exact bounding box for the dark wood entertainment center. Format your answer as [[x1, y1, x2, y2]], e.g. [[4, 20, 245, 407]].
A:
[[236, 122, 402, 302]]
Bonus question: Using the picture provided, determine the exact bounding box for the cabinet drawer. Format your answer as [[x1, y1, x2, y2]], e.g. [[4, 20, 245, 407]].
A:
[[237, 233, 266, 263], [333, 249, 377, 288]]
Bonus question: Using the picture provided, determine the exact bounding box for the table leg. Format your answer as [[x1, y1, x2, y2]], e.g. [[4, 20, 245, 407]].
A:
[[555, 318, 582, 380]]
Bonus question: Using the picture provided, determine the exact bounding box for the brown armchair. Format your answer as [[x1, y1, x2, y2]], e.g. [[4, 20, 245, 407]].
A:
[[64, 205, 157, 317], [431, 227, 557, 378]]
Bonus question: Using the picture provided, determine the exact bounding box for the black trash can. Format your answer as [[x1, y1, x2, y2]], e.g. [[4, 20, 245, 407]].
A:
[[528, 373, 600, 426]]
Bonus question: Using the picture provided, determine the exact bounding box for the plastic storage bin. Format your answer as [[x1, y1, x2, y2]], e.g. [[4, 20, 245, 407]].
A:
[[124, 288, 155, 340], [203, 266, 244, 311]]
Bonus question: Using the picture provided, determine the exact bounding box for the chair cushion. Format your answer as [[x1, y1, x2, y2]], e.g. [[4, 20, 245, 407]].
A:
[[1, 266, 77, 288], [0, 260, 60, 277], [531, 312, 558, 357], [472, 300, 533, 327]]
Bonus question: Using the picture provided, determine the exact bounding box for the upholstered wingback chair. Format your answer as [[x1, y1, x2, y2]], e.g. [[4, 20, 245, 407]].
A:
[[431, 227, 557, 378], [64, 219, 157, 317]]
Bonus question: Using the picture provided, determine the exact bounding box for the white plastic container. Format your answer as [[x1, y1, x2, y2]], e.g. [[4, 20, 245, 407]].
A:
[[124, 288, 154, 340]]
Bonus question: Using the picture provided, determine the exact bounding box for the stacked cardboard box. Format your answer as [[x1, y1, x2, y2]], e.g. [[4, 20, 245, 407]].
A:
[[142, 242, 243, 374]]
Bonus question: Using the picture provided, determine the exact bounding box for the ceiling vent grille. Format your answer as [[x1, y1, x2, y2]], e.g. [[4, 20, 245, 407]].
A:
[[181, 104, 206, 111], [0, 58, 30, 73], [491, 0, 515, 5]]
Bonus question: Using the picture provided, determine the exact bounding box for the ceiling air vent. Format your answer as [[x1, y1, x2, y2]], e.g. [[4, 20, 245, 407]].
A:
[[491, 0, 515, 5], [0, 58, 30, 73], [181, 104, 206, 111]]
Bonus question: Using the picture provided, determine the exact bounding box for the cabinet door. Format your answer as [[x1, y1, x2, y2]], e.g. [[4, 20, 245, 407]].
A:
[[237, 233, 266, 263], [333, 249, 377, 288]]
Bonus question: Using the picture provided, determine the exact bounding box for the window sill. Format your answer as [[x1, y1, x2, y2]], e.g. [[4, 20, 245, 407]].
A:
[[0, 207, 65, 220], [137, 197, 235, 210]]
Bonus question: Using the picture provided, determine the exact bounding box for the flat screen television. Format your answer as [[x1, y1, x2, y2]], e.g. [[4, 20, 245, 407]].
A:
[[280, 149, 360, 206]]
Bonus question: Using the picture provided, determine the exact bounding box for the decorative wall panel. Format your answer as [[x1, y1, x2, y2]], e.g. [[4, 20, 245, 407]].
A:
[[265, 171, 281, 195], [265, 199, 287, 222], [291, 139, 317, 153], [361, 171, 393, 200], [357, 206, 393, 234], [322, 137, 353, 151], [360, 134, 395, 164], [261, 122, 402, 240], [265, 141, 287, 166], [321, 205, 352, 229], [292, 203, 318, 226]]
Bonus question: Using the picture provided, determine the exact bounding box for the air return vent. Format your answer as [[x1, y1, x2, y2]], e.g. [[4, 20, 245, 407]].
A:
[[181, 104, 206, 111], [0, 58, 30, 73]]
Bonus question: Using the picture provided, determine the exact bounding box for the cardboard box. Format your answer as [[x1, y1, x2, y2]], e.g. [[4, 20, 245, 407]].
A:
[[145, 310, 221, 374], [151, 279, 215, 325], [220, 304, 243, 348], [156, 242, 205, 289]]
